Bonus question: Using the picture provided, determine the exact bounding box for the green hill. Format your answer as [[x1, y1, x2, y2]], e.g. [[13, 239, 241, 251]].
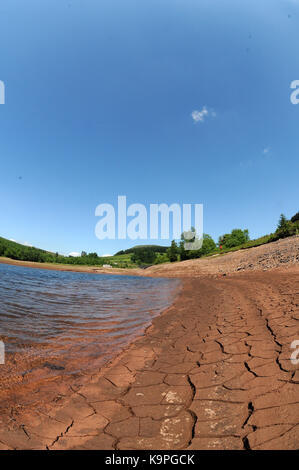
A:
[[115, 244, 168, 255], [0, 237, 135, 268]]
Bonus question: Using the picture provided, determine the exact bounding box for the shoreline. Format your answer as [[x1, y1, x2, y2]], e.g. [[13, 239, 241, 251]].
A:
[[0, 257, 141, 277]]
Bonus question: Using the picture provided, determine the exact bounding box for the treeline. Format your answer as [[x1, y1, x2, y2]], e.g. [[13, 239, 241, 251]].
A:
[[165, 229, 249, 264], [0, 211, 298, 268], [130, 211, 299, 266], [269, 213, 299, 241], [163, 212, 299, 264], [0, 238, 126, 267], [128, 230, 248, 266]]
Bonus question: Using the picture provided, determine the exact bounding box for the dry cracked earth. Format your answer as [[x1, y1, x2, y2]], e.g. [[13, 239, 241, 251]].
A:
[[0, 268, 298, 450]]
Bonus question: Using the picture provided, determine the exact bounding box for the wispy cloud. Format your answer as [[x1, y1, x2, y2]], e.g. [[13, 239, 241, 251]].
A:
[[68, 252, 81, 257], [240, 146, 273, 168], [191, 106, 216, 123], [9, 238, 32, 247], [262, 147, 272, 159]]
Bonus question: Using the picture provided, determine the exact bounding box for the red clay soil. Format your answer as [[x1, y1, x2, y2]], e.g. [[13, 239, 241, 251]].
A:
[[0, 266, 298, 450]]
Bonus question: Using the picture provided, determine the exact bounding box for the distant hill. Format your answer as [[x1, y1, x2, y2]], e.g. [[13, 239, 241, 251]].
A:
[[0, 237, 135, 268], [115, 245, 169, 256], [0, 237, 55, 262]]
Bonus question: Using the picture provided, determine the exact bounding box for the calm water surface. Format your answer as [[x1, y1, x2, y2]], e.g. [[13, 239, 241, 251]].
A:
[[0, 263, 179, 391]]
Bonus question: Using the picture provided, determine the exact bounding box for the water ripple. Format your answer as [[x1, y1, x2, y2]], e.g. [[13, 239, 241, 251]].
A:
[[0, 263, 179, 389]]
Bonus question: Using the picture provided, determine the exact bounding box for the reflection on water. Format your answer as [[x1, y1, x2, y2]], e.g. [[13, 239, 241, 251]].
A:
[[0, 263, 179, 392]]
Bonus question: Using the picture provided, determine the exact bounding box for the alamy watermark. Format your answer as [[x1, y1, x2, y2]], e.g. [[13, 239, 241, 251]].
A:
[[95, 196, 203, 250], [290, 340, 299, 366], [290, 80, 299, 104], [0, 81, 5, 104], [0, 341, 4, 364]]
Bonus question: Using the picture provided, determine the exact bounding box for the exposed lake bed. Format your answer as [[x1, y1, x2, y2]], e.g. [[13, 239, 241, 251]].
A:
[[0, 240, 298, 450]]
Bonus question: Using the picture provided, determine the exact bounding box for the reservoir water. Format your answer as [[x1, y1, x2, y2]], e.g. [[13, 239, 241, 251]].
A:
[[0, 263, 179, 397]]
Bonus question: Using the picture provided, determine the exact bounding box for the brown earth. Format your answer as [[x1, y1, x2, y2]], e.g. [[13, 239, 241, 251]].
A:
[[0, 237, 298, 450]]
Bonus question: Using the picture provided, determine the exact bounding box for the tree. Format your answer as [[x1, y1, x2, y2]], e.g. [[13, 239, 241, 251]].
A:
[[178, 240, 188, 261], [185, 234, 216, 259], [200, 234, 217, 255], [167, 240, 178, 262], [178, 231, 216, 260], [277, 214, 288, 230], [218, 229, 250, 248], [275, 214, 293, 238], [131, 249, 156, 266], [291, 211, 299, 223]]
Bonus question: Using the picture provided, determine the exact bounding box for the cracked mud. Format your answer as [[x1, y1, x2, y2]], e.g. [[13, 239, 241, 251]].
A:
[[0, 267, 298, 450]]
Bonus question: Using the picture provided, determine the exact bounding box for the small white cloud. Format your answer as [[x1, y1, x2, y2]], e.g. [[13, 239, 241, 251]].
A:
[[191, 106, 216, 123], [68, 252, 81, 257], [263, 147, 270, 154], [101, 253, 112, 257], [191, 107, 208, 123]]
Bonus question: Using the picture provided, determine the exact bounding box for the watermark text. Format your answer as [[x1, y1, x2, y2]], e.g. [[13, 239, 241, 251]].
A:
[[0, 341, 4, 364], [95, 196, 203, 250], [290, 340, 299, 365], [290, 80, 299, 104], [0, 80, 5, 104]]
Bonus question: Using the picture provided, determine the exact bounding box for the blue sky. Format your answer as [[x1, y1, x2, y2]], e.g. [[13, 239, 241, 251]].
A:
[[0, 0, 298, 255]]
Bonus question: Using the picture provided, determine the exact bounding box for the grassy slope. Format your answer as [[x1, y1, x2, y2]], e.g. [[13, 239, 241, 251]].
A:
[[0, 236, 137, 268]]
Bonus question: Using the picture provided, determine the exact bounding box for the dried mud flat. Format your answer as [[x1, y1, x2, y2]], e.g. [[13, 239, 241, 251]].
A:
[[0, 237, 298, 450]]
